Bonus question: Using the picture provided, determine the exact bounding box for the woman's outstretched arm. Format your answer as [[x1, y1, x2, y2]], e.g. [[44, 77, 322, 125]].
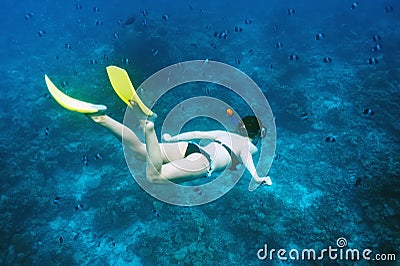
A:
[[238, 150, 272, 185], [162, 130, 225, 142]]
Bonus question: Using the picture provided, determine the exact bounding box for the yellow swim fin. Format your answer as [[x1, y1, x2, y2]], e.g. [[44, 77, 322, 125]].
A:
[[106, 66, 154, 116], [45, 75, 107, 114]]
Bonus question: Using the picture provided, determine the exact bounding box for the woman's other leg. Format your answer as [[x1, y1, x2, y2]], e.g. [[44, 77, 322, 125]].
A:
[[90, 115, 146, 160], [89, 115, 195, 169]]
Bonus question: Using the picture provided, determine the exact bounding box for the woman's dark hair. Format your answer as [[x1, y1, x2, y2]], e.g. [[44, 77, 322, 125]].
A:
[[236, 115, 266, 139]]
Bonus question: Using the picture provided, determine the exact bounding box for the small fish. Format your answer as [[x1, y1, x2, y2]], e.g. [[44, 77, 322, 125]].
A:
[[93, 7, 100, 13], [53, 196, 60, 204], [235, 58, 241, 65], [315, 33, 326, 40], [75, 203, 83, 211], [218, 31, 228, 39], [372, 44, 382, 52], [288, 8, 296, 15], [44, 127, 50, 136], [161, 14, 169, 22], [190, 43, 198, 48], [372, 34, 381, 42], [385, 5, 394, 13], [89, 59, 97, 64], [151, 49, 159, 56], [64, 43, 72, 49], [140, 9, 149, 17], [272, 25, 278, 33], [260, 199, 264, 207], [323, 57, 332, 63], [248, 49, 254, 55], [206, 25, 212, 30], [275, 42, 283, 48], [274, 154, 281, 160], [94, 153, 103, 160], [152, 209, 160, 218], [59, 236, 63, 244], [354, 177, 362, 186], [289, 54, 299, 61], [234, 26, 243, 32], [82, 155, 88, 166], [61, 81, 69, 88], [111, 238, 116, 247], [122, 58, 129, 65], [75, 3, 83, 10], [325, 136, 336, 143], [363, 108, 374, 116], [25, 12, 34, 20], [300, 112, 308, 120], [351, 1, 359, 10], [124, 17, 135, 25], [113, 33, 119, 39], [142, 19, 147, 27], [95, 20, 103, 26], [210, 43, 217, 49], [368, 57, 378, 65], [37, 30, 46, 37], [244, 18, 252, 24]]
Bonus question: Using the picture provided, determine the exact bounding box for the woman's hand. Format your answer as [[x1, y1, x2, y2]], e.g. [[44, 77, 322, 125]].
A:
[[257, 176, 272, 186], [162, 133, 172, 142]]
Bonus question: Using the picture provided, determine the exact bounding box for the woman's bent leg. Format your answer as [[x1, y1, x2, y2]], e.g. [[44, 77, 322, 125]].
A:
[[142, 120, 209, 183], [142, 120, 164, 182]]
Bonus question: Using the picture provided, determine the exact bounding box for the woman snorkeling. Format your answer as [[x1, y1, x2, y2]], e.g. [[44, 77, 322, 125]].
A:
[[45, 66, 272, 187]]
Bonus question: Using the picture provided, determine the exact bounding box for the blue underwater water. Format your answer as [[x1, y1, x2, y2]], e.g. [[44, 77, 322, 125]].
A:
[[1, 0, 399, 265]]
